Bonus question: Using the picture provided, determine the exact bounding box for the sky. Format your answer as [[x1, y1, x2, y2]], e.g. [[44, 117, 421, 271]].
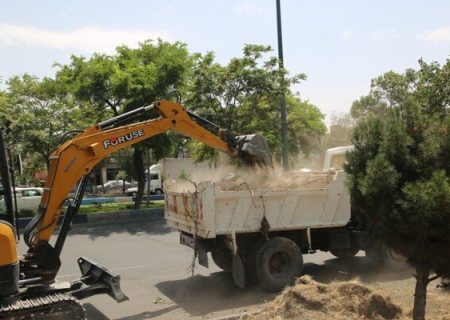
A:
[[0, 1, 449, 124]]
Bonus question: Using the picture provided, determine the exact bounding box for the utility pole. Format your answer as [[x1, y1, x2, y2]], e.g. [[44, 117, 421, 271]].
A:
[[276, 0, 289, 171]]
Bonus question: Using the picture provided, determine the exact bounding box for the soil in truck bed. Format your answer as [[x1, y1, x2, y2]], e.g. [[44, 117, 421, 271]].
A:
[[166, 166, 335, 193]]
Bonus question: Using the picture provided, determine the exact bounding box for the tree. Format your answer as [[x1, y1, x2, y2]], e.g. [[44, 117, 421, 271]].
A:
[[350, 58, 449, 120], [0, 90, 11, 124], [56, 40, 191, 208], [184, 45, 325, 164], [4, 74, 88, 172], [345, 58, 450, 320], [321, 113, 354, 150]]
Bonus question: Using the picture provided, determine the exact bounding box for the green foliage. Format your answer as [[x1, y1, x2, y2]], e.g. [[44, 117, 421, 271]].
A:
[[351, 59, 449, 120], [115, 170, 128, 181], [17, 201, 165, 217], [188, 140, 219, 165], [321, 113, 354, 149], [399, 171, 450, 276], [347, 110, 449, 264], [184, 44, 325, 164], [56, 39, 192, 160], [346, 58, 450, 282], [4, 74, 88, 172], [54, 40, 192, 208], [77, 200, 164, 214], [0, 90, 8, 116], [1, 42, 325, 178], [56, 39, 191, 112], [346, 59, 450, 319], [178, 170, 191, 181]]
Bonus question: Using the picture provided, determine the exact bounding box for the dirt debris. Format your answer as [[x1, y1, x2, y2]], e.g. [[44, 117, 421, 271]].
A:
[[166, 166, 335, 193], [241, 276, 404, 320]]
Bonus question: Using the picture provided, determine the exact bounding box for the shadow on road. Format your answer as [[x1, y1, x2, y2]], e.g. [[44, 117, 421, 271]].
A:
[[84, 303, 110, 320], [114, 306, 179, 320], [304, 256, 413, 284], [84, 303, 179, 320], [156, 271, 276, 317], [82, 255, 414, 319], [68, 219, 173, 240], [151, 256, 413, 318]]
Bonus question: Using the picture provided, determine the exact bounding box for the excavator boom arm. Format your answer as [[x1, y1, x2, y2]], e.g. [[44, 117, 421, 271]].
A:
[[24, 100, 269, 250]]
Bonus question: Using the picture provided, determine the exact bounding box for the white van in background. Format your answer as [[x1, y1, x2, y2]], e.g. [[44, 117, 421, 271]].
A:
[[125, 164, 163, 196], [125, 158, 213, 196]]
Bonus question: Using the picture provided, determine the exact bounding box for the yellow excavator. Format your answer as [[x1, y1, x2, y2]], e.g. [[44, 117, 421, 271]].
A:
[[0, 100, 272, 320]]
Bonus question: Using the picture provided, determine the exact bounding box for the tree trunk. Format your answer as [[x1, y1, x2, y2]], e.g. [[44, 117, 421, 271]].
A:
[[133, 146, 145, 209], [413, 264, 430, 320], [43, 152, 50, 171]]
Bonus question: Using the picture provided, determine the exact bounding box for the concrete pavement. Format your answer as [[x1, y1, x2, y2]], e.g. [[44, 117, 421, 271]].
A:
[[21, 219, 414, 320]]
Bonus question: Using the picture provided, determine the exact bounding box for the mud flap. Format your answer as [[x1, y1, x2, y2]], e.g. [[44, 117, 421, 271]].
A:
[[232, 254, 245, 289], [72, 257, 128, 302], [198, 248, 209, 268]]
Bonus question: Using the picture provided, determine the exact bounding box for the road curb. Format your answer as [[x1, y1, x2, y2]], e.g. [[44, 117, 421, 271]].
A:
[[85, 207, 164, 225], [80, 194, 164, 205], [18, 207, 164, 228]]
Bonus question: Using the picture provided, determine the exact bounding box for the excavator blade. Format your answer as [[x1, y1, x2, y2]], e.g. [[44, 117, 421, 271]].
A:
[[72, 257, 128, 303], [235, 134, 273, 167]]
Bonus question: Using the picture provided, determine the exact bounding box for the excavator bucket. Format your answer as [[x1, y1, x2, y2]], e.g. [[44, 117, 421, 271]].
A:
[[72, 257, 128, 303], [234, 134, 273, 167]]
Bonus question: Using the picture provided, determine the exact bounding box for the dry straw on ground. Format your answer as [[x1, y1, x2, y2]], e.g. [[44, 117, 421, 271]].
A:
[[242, 276, 404, 320]]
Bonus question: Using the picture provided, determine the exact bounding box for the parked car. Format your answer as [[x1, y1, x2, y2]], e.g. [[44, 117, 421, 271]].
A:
[[0, 187, 44, 212], [96, 180, 131, 193]]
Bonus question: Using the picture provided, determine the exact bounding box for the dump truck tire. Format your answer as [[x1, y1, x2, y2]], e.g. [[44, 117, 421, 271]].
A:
[[380, 244, 409, 271], [245, 239, 267, 285], [211, 247, 233, 272], [255, 237, 303, 292]]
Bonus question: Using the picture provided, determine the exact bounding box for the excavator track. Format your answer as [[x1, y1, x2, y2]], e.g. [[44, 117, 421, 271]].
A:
[[0, 293, 86, 320]]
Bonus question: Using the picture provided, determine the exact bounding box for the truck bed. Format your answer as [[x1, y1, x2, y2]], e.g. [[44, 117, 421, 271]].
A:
[[165, 170, 350, 238]]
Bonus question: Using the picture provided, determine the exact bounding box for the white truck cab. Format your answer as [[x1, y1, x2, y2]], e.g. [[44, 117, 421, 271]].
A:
[[322, 145, 354, 171]]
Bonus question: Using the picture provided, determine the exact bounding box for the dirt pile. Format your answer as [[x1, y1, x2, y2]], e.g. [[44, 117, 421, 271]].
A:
[[241, 276, 404, 320], [166, 166, 334, 193], [215, 168, 333, 191]]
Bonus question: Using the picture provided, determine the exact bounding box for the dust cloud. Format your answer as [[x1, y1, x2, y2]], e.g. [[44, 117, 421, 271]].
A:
[[164, 164, 335, 193]]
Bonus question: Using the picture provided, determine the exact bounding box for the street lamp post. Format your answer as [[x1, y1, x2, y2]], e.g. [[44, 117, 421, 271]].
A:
[[276, 0, 289, 171]]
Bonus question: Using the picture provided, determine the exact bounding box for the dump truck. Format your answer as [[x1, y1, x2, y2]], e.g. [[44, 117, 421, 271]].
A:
[[165, 146, 407, 291]]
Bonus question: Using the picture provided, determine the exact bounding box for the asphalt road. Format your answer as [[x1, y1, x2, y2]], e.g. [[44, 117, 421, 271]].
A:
[[20, 219, 415, 320]]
